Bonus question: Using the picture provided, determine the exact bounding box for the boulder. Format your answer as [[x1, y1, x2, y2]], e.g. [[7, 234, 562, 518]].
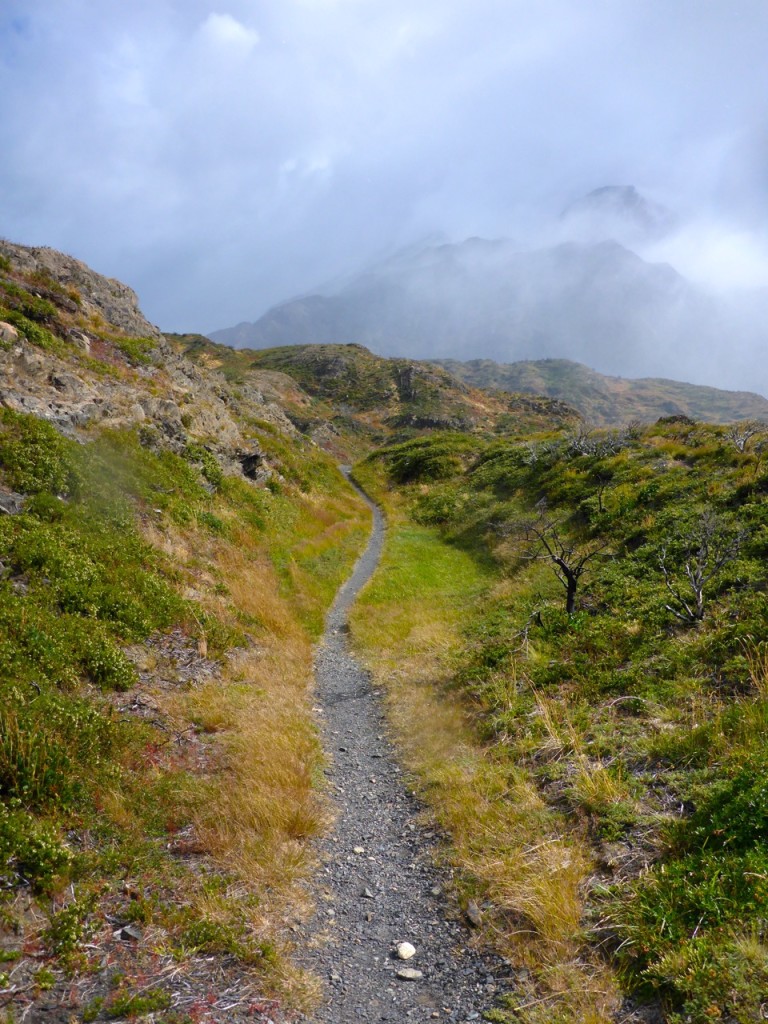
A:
[[0, 321, 19, 346]]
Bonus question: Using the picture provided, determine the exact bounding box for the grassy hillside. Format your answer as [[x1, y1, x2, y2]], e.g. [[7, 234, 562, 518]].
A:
[[0, 252, 371, 1019], [350, 419, 768, 1024], [437, 357, 768, 426]]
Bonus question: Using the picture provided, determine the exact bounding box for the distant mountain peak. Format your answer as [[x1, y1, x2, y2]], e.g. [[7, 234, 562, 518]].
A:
[[560, 185, 677, 245]]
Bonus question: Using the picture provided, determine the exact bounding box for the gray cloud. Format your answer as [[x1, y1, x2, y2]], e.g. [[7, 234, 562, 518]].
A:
[[2, 0, 768, 345]]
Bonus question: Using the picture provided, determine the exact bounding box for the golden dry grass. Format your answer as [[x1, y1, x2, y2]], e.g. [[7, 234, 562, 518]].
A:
[[137, 474, 369, 1008]]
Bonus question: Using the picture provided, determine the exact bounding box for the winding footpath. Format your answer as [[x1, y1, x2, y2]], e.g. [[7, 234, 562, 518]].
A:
[[298, 472, 508, 1023]]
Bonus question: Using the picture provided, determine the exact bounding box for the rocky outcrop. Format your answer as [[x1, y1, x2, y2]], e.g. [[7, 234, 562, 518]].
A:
[[0, 239, 163, 341], [0, 241, 304, 485]]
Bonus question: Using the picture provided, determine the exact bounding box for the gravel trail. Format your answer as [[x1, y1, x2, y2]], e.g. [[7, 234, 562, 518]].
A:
[[299, 471, 507, 1023]]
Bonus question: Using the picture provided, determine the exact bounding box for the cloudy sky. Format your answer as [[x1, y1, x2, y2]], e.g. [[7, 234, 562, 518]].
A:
[[1, 0, 768, 335]]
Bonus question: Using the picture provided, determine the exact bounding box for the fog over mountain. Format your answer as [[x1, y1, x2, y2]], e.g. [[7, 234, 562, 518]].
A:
[[210, 186, 768, 395], [4, 2, 768, 349]]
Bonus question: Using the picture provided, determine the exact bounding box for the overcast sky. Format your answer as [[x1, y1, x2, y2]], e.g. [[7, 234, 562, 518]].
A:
[[2, 0, 768, 334]]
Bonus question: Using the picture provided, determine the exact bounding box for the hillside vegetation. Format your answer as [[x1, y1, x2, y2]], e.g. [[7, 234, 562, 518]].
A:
[[351, 419, 768, 1024], [176, 338, 578, 456], [436, 357, 768, 427], [0, 244, 370, 1019]]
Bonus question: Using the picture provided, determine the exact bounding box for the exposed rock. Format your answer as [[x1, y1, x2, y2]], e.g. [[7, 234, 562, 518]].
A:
[[16, 347, 45, 376], [239, 446, 267, 480], [0, 321, 19, 346], [0, 242, 318, 498], [49, 371, 87, 395], [139, 396, 183, 425], [67, 329, 92, 353], [395, 967, 423, 981], [0, 240, 163, 341], [0, 489, 25, 515]]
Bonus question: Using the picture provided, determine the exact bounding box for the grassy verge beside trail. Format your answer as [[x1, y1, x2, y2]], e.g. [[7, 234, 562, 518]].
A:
[[0, 410, 370, 1017], [349, 460, 619, 1024]]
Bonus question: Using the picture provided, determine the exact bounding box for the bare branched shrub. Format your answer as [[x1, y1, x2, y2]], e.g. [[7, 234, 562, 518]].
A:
[[525, 507, 609, 614], [658, 510, 746, 624], [726, 420, 764, 453]]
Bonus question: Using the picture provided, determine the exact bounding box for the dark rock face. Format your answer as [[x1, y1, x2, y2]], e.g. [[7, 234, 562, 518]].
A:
[[0, 487, 25, 515]]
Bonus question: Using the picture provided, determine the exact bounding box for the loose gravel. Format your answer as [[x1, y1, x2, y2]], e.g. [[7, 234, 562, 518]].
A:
[[298, 473, 511, 1023]]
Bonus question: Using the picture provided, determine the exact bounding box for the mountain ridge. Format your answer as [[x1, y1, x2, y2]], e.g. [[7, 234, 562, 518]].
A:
[[207, 184, 768, 395], [433, 356, 768, 426]]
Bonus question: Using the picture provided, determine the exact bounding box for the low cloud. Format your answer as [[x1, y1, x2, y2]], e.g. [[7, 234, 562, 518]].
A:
[[1, 0, 768, 363]]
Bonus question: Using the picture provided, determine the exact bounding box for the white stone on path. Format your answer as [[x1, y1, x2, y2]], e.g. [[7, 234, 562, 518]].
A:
[[396, 942, 416, 960]]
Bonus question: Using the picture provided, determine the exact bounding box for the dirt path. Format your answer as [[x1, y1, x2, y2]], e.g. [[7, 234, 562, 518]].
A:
[[298, 472, 508, 1023]]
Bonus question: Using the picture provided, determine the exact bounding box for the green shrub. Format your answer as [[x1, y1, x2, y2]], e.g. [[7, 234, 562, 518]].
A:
[[105, 988, 171, 1018], [0, 280, 58, 321], [651, 932, 768, 1024], [378, 434, 478, 483], [111, 335, 155, 366], [0, 804, 72, 891], [184, 443, 224, 489], [0, 307, 62, 352], [43, 894, 96, 964], [0, 410, 82, 495], [673, 753, 768, 855], [0, 693, 118, 808]]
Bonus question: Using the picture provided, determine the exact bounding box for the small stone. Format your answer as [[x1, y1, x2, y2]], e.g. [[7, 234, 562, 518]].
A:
[[362, 887, 376, 899], [396, 941, 416, 960], [465, 899, 483, 927], [353, 846, 365, 854], [396, 967, 423, 981], [430, 886, 442, 897]]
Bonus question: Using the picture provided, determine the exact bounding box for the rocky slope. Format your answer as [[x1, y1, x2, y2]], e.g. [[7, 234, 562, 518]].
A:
[[0, 241, 375, 1024], [0, 240, 300, 477], [176, 338, 579, 456]]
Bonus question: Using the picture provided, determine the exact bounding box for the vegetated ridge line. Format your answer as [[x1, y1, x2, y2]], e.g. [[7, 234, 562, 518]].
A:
[[299, 467, 504, 1022]]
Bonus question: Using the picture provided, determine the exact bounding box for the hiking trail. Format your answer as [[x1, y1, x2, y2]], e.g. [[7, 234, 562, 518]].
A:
[[298, 471, 508, 1023]]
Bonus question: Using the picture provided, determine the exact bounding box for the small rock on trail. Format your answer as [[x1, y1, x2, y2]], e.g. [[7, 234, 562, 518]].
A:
[[297, 470, 509, 1022]]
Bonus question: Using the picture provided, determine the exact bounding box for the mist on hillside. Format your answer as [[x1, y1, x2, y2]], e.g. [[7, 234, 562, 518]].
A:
[[210, 186, 768, 397]]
